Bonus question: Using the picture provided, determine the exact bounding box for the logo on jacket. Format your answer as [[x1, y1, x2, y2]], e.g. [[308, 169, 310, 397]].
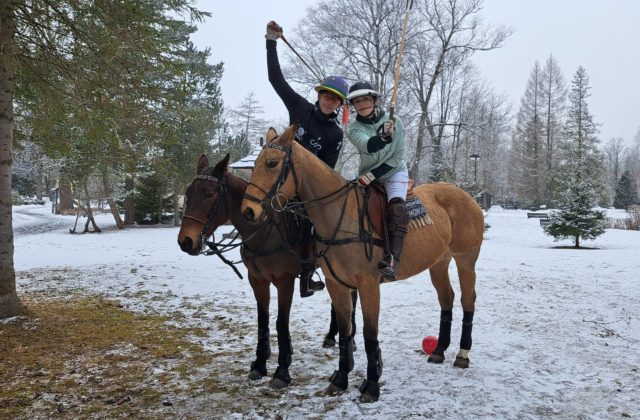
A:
[[308, 138, 322, 151]]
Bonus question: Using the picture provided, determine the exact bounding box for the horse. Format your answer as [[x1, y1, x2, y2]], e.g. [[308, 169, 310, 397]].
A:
[[240, 125, 484, 402], [178, 152, 351, 388]]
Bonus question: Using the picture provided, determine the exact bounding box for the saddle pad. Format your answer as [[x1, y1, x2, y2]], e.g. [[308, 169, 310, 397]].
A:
[[406, 195, 433, 229]]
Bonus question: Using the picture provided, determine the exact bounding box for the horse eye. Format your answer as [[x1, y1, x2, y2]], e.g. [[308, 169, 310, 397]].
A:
[[268, 160, 278, 168], [206, 190, 216, 198]]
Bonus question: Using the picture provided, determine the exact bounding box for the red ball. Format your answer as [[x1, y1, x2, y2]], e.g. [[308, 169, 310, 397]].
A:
[[422, 335, 438, 355]]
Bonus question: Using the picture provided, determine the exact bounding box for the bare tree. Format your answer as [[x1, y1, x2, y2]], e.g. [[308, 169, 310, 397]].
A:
[[406, 0, 512, 182], [603, 137, 626, 201]]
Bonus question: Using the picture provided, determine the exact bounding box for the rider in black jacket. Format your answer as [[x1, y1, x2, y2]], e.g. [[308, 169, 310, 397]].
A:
[[266, 20, 348, 297]]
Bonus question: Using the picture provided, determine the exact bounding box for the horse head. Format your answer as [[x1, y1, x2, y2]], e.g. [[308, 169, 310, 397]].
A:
[[241, 124, 301, 224], [178, 153, 233, 255]]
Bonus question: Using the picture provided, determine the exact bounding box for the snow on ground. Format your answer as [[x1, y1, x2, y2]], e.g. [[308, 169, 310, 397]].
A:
[[12, 204, 640, 418]]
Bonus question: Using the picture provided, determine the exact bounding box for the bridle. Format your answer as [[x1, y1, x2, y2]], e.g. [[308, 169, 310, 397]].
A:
[[244, 143, 301, 212], [182, 173, 243, 278], [243, 141, 385, 289]]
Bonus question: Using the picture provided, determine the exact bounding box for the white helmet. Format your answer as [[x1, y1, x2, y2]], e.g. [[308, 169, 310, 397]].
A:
[[347, 81, 380, 103]]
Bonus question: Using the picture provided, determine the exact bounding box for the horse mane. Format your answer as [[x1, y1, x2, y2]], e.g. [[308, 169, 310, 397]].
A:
[[290, 140, 349, 188]]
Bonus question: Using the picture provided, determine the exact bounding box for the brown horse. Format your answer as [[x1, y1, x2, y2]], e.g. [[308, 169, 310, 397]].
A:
[[241, 125, 484, 402], [178, 152, 325, 388]]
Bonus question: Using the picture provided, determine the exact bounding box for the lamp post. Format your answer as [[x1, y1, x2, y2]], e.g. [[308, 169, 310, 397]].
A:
[[469, 153, 480, 184]]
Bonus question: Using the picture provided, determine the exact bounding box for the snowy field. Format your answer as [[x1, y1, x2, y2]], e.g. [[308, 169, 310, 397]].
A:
[[12, 203, 640, 418]]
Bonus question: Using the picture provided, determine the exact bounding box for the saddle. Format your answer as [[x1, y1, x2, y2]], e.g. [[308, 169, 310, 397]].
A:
[[363, 179, 416, 239]]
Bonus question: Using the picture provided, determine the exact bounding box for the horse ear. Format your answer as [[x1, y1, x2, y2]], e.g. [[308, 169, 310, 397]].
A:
[[265, 127, 278, 143], [280, 123, 297, 147], [197, 154, 209, 175], [213, 154, 230, 179]]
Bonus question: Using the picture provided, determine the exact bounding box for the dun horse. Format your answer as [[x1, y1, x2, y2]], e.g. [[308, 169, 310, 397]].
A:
[[178, 153, 341, 388], [241, 125, 484, 402]]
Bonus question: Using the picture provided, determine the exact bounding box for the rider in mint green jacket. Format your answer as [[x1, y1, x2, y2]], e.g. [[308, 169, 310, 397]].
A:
[[346, 81, 409, 282]]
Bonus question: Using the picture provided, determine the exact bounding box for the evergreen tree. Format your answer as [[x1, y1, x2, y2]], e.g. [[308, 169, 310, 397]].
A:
[[510, 61, 544, 208], [539, 55, 566, 199], [613, 170, 639, 209], [544, 171, 605, 248], [544, 67, 606, 247], [550, 67, 607, 205]]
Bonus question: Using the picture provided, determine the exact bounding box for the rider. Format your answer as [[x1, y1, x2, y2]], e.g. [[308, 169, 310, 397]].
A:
[[266, 20, 349, 297], [346, 81, 409, 282]]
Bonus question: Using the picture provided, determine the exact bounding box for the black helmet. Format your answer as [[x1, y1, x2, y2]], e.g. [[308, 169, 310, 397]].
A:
[[347, 81, 380, 103]]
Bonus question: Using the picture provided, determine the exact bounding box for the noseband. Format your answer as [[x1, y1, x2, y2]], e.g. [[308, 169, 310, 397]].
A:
[[182, 174, 231, 243], [244, 143, 300, 211]]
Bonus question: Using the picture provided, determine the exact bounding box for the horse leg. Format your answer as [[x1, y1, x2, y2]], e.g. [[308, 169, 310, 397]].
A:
[[271, 276, 295, 389], [324, 290, 357, 348], [325, 286, 355, 395], [357, 282, 382, 403], [453, 250, 479, 369], [428, 255, 455, 364], [248, 275, 271, 380], [323, 304, 338, 348]]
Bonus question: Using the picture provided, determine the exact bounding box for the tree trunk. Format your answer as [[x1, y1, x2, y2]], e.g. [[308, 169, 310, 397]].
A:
[[101, 170, 124, 229], [173, 184, 181, 227], [82, 181, 101, 233], [58, 174, 74, 215], [124, 175, 135, 225], [0, 0, 26, 318], [574, 235, 580, 248]]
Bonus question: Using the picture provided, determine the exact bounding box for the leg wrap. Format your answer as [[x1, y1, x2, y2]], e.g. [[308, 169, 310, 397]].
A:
[[364, 338, 383, 381], [460, 311, 474, 350], [338, 336, 355, 372], [256, 327, 271, 360], [437, 310, 453, 352], [276, 319, 292, 367]]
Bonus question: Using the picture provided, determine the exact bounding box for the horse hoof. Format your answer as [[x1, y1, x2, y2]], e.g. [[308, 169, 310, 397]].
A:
[[325, 382, 346, 395], [248, 370, 264, 380], [358, 379, 380, 403], [428, 353, 445, 364], [453, 356, 470, 368], [270, 377, 289, 390], [323, 337, 336, 348]]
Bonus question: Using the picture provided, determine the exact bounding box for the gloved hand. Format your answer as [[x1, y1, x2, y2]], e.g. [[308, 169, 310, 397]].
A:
[[382, 120, 395, 140], [358, 171, 375, 187], [266, 21, 283, 41]]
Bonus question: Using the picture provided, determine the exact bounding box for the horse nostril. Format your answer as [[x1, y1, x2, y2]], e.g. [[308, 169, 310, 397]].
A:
[[244, 207, 255, 222], [179, 237, 193, 252]]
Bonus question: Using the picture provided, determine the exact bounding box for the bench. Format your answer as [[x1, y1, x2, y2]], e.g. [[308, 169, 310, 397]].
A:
[[527, 212, 549, 219], [539, 218, 552, 227]]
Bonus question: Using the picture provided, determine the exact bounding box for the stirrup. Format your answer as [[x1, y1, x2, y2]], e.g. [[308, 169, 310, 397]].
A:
[[308, 278, 325, 292], [378, 255, 398, 282]]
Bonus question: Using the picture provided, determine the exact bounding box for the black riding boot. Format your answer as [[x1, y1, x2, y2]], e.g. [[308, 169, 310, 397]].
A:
[[299, 266, 325, 298], [299, 241, 324, 298], [378, 197, 408, 282]]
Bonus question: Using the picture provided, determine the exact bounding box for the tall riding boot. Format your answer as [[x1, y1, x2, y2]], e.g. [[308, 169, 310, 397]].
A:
[[378, 197, 408, 282], [299, 242, 325, 298]]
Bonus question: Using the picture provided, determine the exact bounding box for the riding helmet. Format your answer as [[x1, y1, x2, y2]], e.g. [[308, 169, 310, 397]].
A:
[[347, 81, 381, 103], [314, 76, 349, 102]]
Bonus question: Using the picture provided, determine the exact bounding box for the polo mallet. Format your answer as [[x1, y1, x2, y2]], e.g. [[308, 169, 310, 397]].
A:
[[388, 0, 414, 121], [280, 34, 323, 82], [281, 33, 349, 125]]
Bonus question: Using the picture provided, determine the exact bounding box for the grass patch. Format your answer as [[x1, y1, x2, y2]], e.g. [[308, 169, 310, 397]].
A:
[[0, 294, 214, 418]]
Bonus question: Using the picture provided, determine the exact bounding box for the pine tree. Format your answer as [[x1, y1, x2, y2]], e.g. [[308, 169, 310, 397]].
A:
[[613, 170, 639, 209], [544, 67, 606, 247], [511, 61, 544, 208], [549, 66, 607, 205], [544, 171, 605, 248]]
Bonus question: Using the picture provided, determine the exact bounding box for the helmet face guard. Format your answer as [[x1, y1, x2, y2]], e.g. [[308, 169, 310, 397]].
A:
[[314, 76, 348, 102]]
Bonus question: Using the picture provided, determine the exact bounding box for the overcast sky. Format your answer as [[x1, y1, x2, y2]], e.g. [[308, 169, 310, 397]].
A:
[[192, 0, 640, 145]]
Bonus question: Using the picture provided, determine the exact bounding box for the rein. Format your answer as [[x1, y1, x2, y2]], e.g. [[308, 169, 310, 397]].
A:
[[184, 172, 304, 279], [249, 141, 385, 289]]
